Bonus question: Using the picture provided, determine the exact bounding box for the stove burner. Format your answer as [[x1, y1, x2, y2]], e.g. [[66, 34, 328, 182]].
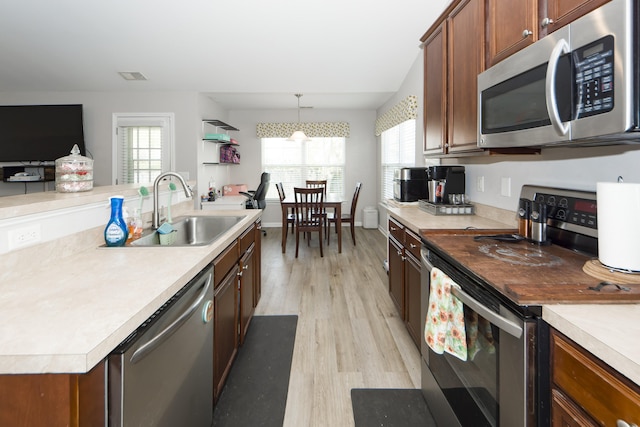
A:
[[478, 244, 564, 267]]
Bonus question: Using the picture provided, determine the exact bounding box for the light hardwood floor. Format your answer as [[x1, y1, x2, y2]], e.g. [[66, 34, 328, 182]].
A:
[[255, 226, 422, 427]]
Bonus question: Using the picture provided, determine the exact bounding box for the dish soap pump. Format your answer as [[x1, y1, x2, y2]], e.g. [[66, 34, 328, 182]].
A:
[[105, 196, 128, 247]]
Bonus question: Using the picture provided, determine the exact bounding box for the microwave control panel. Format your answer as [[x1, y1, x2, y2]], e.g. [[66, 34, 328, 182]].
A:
[[574, 35, 614, 119]]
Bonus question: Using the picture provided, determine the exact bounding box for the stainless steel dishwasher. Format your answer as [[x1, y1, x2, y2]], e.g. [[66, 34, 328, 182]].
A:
[[108, 264, 214, 427]]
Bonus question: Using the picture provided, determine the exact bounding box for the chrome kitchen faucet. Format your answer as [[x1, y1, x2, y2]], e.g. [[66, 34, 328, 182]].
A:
[[152, 172, 193, 229]]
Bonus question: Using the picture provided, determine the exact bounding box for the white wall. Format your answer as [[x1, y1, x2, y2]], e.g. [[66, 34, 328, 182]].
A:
[[0, 91, 203, 196], [227, 108, 377, 227]]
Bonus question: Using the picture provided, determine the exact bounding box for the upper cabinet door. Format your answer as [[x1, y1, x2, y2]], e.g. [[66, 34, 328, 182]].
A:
[[447, 0, 485, 153], [423, 22, 447, 154], [544, 0, 611, 34], [487, 0, 538, 67]]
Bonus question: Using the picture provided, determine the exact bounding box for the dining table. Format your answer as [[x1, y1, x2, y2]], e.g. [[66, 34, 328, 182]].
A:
[[280, 194, 346, 254]]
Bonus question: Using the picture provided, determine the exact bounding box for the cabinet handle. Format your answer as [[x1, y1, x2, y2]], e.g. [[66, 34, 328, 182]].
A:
[[522, 29, 533, 38], [541, 17, 554, 28], [410, 243, 417, 248], [617, 420, 638, 427], [396, 250, 403, 256], [390, 226, 397, 231], [243, 264, 249, 270]]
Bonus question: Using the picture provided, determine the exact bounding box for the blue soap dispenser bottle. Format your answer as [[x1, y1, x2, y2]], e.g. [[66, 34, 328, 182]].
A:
[[105, 196, 128, 247]]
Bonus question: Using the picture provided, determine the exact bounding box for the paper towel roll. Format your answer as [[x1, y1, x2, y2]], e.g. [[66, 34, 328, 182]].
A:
[[597, 182, 640, 271]]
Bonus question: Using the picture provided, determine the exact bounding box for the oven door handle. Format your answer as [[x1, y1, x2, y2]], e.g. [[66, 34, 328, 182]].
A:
[[450, 286, 523, 339], [421, 248, 523, 339]]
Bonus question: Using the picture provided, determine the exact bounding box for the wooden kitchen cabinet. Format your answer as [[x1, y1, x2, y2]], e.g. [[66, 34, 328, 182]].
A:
[[213, 219, 261, 399], [422, 0, 485, 155], [253, 219, 262, 306], [550, 328, 640, 426], [486, 0, 610, 66], [0, 362, 105, 427], [214, 264, 239, 400], [403, 229, 422, 347], [423, 22, 447, 154], [388, 217, 422, 349]]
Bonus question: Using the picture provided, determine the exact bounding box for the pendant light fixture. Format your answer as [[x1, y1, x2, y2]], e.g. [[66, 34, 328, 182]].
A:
[[287, 93, 311, 142]]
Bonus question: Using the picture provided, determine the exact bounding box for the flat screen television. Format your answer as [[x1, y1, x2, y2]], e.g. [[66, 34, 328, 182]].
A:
[[0, 104, 86, 162]]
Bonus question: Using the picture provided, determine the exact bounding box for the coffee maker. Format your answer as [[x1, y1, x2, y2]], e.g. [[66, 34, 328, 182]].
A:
[[427, 166, 466, 204]]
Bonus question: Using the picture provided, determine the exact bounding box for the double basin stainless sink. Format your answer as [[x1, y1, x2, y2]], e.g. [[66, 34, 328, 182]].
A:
[[129, 215, 245, 247]]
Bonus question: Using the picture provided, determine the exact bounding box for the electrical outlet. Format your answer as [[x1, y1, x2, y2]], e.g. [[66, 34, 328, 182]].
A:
[[476, 176, 485, 192], [501, 177, 512, 197], [8, 224, 41, 249]]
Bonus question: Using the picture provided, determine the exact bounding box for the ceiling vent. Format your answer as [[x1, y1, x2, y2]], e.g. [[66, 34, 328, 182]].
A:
[[118, 72, 147, 81]]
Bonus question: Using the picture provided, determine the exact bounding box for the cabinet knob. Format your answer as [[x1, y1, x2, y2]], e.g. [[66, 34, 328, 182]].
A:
[[522, 29, 533, 38], [410, 243, 417, 248], [397, 250, 403, 256], [541, 17, 554, 28]]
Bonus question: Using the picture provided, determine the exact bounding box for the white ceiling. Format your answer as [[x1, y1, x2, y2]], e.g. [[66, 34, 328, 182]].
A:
[[0, 0, 451, 110]]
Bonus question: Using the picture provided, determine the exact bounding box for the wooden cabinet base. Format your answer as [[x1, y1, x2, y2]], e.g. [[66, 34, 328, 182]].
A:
[[0, 362, 105, 427]]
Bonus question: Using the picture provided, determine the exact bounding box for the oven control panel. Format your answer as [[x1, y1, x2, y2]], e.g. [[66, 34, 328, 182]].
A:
[[519, 185, 598, 246], [533, 192, 597, 229]]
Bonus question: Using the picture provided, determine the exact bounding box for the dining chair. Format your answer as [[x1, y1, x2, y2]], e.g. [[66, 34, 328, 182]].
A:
[[306, 180, 328, 237], [276, 182, 295, 238], [328, 182, 362, 246], [293, 187, 325, 258]]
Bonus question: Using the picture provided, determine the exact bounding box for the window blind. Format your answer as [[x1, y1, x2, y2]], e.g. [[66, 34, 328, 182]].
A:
[[381, 119, 416, 201]]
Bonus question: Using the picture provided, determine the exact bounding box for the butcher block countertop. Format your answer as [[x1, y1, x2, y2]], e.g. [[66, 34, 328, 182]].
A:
[[384, 202, 640, 386]]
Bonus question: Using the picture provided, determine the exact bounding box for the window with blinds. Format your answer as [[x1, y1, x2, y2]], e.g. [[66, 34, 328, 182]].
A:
[[381, 119, 416, 201], [261, 137, 346, 200], [114, 114, 173, 185]]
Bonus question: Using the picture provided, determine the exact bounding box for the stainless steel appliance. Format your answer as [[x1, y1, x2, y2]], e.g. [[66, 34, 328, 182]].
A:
[[393, 167, 429, 202], [108, 264, 214, 427], [420, 185, 610, 427], [478, 0, 640, 148], [427, 166, 465, 204]]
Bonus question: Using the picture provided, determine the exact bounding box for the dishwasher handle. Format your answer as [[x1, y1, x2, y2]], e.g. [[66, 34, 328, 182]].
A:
[[421, 248, 523, 339], [130, 270, 213, 364]]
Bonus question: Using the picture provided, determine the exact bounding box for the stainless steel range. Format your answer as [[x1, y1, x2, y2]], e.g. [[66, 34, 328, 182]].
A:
[[419, 185, 640, 427]]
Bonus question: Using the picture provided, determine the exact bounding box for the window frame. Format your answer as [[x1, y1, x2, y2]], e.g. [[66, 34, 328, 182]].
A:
[[261, 137, 346, 201], [112, 113, 175, 185], [380, 119, 416, 201]]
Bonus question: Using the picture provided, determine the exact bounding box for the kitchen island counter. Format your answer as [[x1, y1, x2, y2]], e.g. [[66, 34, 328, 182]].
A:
[[0, 206, 261, 375]]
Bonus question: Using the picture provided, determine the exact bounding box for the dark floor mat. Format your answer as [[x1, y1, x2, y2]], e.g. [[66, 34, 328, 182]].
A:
[[213, 315, 298, 427], [351, 388, 437, 427]]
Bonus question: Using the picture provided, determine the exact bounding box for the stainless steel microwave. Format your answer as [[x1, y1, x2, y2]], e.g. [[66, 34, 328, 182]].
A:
[[478, 0, 640, 148]]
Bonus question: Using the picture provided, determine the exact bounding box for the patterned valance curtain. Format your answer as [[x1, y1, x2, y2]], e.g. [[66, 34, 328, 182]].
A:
[[375, 95, 418, 136], [256, 122, 350, 138]]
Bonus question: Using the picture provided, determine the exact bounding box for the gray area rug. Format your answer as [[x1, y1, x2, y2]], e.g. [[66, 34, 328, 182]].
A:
[[351, 388, 437, 427], [213, 315, 298, 427]]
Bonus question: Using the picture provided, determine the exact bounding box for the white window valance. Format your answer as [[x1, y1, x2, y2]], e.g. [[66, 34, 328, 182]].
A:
[[375, 95, 418, 136], [256, 122, 350, 138]]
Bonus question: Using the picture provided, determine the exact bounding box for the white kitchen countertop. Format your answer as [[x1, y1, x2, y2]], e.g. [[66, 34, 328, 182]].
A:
[[386, 202, 640, 387], [0, 208, 261, 375], [544, 304, 640, 386]]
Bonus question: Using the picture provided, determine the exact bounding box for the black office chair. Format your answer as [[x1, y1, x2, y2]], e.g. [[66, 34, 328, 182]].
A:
[[240, 172, 270, 209], [240, 172, 270, 235]]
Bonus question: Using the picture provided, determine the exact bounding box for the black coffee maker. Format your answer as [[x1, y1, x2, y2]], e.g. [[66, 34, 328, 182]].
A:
[[427, 166, 466, 204]]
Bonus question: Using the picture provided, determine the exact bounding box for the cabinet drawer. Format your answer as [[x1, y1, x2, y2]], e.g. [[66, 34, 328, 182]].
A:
[[551, 330, 640, 426], [404, 228, 421, 259], [213, 240, 239, 288], [388, 217, 405, 244], [239, 223, 255, 254]]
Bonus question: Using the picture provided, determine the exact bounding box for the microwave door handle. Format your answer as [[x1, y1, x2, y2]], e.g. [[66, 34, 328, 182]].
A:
[[545, 38, 570, 136], [450, 286, 523, 339]]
